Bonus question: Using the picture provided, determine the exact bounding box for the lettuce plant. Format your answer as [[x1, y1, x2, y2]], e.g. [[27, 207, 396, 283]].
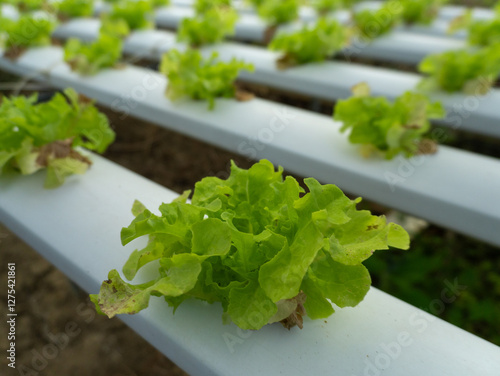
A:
[[108, 0, 153, 30], [177, 7, 238, 47], [309, 0, 343, 16], [334, 83, 445, 159], [448, 9, 500, 47], [56, 0, 95, 20], [0, 15, 56, 58], [0, 89, 115, 188], [194, 0, 231, 14], [418, 44, 500, 94], [91, 159, 410, 330], [467, 19, 500, 47], [269, 19, 348, 68], [64, 34, 123, 75], [103, 0, 169, 6], [257, 0, 300, 26], [99, 17, 131, 38], [353, 2, 402, 40], [4, 0, 47, 12], [399, 0, 447, 25], [160, 49, 254, 109]]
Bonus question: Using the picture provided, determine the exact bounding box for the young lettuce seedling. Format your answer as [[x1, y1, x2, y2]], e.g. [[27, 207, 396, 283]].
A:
[[418, 44, 500, 94], [55, 0, 95, 21], [399, 0, 447, 25], [309, 0, 344, 16], [0, 15, 57, 59], [352, 1, 403, 40], [257, 0, 300, 43], [334, 83, 445, 159], [160, 49, 254, 109], [91, 159, 410, 330], [4, 0, 48, 12], [448, 9, 500, 47], [64, 33, 124, 76], [106, 0, 154, 30], [0, 89, 115, 188], [194, 0, 231, 15], [177, 6, 238, 47], [269, 19, 349, 68]]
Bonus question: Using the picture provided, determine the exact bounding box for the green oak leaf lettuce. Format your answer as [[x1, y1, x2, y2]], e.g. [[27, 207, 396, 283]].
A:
[[0, 88, 115, 188], [257, 0, 300, 26], [353, 2, 403, 40], [177, 6, 238, 47], [159, 49, 254, 109], [107, 0, 153, 30], [91, 160, 409, 330], [334, 82, 445, 159], [64, 34, 123, 75], [56, 0, 95, 19], [400, 0, 447, 25], [0, 15, 56, 57], [418, 44, 500, 94], [269, 19, 348, 68]]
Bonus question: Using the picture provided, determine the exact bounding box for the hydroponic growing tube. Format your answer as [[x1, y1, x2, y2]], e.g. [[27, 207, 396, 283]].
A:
[[1, 46, 500, 248]]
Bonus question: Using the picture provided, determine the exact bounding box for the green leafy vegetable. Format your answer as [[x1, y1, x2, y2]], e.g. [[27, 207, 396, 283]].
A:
[[160, 49, 254, 109], [4, 0, 47, 12], [0, 89, 115, 188], [353, 2, 402, 40], [269, 19, 348, 68], [334, 82, 445, 159], [418, 44, 500, 94], [91, 159, 410, 330], [177, 7, 238, 47], [257, 0, 300, 26], [309, 0, 343, 16], [107, 0, 153, 30], [448, 9, 500, 47], [56, 0, 95, 20], [0, 15, 56, 58], [99, 17, 131, 38], [399, 0, 446, 25], [194, 0, 231, 14], [64, 34, 123, 75], [467, 19, 500, 46]]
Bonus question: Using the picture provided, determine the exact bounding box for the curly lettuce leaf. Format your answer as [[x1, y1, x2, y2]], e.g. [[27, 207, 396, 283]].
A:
[[177, 6, 238, 47], [418, 44, 500, 94], [64, 34, 123, 75], [353, 2, 403, 40], [334, 82, 445, 159], [92, 160, 410, 330], [0, 15, 56, 53], [0, 88, 115, 187], [159, 49, 254, 109], [56, 0, 94, 19], [400, 0, 447, 25], [107, 0, 153, 30], [269, 19, 348, 68], [257, 0, 299, 26], [194, 0, 231, 15]]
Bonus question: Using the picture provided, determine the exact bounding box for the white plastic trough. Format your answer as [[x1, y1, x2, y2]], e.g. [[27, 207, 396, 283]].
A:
[[52, 18, 500, 139], [1, 153, 499, 376], [1, 46, 500, 248]]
